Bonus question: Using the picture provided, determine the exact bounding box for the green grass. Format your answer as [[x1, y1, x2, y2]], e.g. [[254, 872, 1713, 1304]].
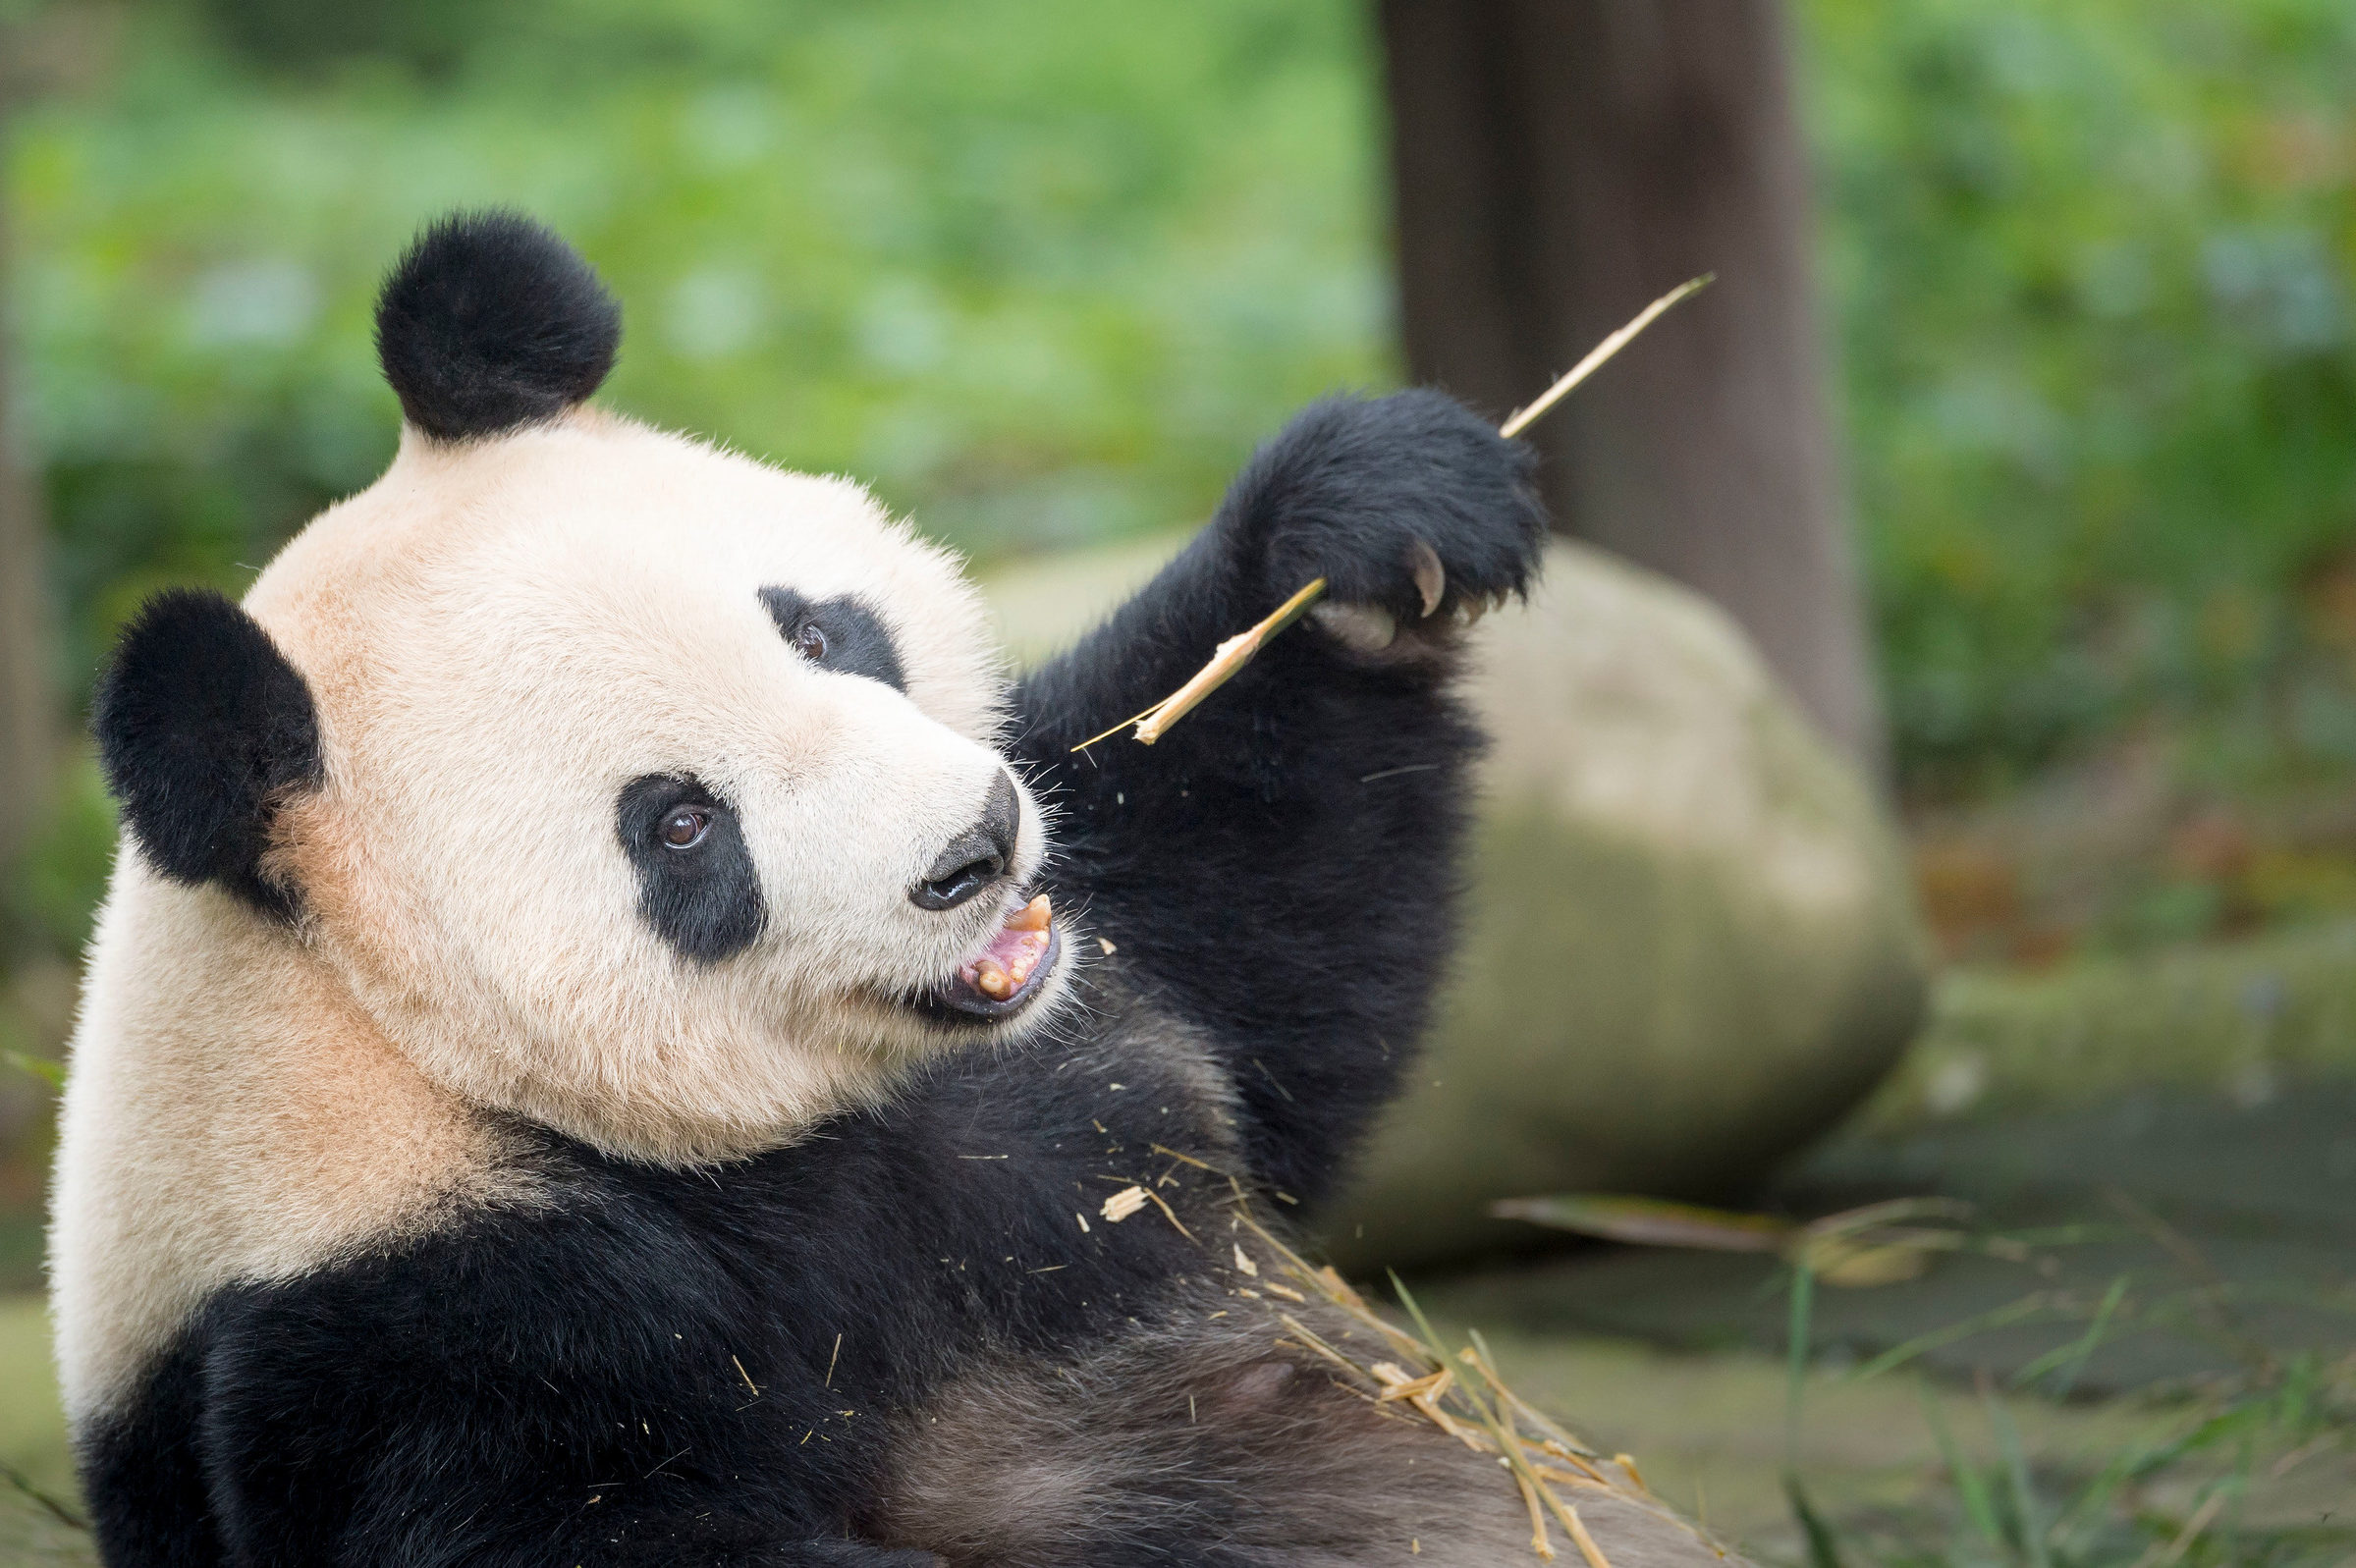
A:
[[0, 1295, 86, 1567], [1768, 1268, 2355, 1567]]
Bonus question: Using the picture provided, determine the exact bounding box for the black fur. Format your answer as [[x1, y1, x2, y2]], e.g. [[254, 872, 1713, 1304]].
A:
[[77, 1338, 215, 1568], [83, 392, 1554, 1565], [91, 588, 323, 920], [86, 991, 1239, 1567], [617, 773, 767, 962], [1013, 390, 1546, 1205], [911, 772, 1019, 911], [375, 210, 621, 442], [760, 588, 909, 693]]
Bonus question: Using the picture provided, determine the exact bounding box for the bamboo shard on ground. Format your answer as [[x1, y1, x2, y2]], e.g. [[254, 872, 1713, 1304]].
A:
[[1221, 1192, 1728, 1565], [1073, 275, 1713, 755]]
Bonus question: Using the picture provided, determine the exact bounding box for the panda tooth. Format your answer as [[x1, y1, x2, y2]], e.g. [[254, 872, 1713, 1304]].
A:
[[976, 962, 1012, 999], [1007, 894, 1052, 932]]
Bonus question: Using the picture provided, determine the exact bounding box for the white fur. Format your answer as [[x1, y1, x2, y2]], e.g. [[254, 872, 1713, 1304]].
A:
[[55, 408, 1075, 1408], [50, 865, 544, 1421], [256, 413, 1065, 1163]]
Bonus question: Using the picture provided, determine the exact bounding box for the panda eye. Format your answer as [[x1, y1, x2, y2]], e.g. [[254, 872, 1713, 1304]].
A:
[[659, 807, 712, 850], [760, 588, 906, 692]]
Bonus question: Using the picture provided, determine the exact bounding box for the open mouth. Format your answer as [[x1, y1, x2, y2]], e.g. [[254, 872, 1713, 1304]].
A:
[[916, 892, 1061, 1021]]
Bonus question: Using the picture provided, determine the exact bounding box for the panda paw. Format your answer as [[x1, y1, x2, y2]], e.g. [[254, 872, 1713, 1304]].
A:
[[1225, 390, 1550, 657]]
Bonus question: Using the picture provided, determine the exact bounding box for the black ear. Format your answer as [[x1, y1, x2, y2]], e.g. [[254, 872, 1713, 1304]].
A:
[[374, 209, 621, 443], [93, 589, 324, 920]]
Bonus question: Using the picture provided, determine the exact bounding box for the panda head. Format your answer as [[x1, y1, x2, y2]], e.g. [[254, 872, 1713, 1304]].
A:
[[92, 211, 1069, 1164]]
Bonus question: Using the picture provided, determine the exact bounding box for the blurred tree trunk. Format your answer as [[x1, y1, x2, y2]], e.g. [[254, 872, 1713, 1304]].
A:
[[0, 74, 56, 885], [1376, 0, 1883, 770]]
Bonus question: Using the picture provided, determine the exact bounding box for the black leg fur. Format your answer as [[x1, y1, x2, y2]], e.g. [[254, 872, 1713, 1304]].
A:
[[1010, 390, 1547, 1205], [78, 1339, 220, 1568]]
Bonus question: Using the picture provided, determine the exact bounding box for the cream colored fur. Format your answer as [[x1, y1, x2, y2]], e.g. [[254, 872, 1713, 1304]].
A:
[[55, 409, 1073, 1411], [50, 864, 543, 1421], [253, 414, 1058, 1165]]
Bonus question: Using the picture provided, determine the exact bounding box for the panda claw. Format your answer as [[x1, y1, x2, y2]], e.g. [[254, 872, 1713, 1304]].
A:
[[1408, 541, 1446, 620]]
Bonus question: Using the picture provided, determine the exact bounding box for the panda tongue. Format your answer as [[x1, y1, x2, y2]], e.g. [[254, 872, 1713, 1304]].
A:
[[979, 924, 1036, 968], [960, 894, 1054, 1002]]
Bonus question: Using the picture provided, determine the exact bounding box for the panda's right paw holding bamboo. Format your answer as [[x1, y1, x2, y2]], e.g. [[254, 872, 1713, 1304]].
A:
[[1227, 388, 1550, 659]]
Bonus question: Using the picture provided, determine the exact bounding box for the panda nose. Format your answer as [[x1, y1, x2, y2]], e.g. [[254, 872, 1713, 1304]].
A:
[[910, 771, 1021, 912]]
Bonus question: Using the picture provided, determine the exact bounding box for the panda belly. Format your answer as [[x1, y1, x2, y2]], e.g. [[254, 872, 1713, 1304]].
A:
[[64, 986, 1257, 1564], [64, 980, 1575, 1568]]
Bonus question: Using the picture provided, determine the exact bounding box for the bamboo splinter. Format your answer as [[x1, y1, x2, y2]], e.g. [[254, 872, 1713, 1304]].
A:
[[1498, 275, 1713, 440], [1072, 275, 1713, 754]]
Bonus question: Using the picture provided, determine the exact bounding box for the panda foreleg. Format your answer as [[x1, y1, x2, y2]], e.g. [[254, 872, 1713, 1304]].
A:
[[1008, 390, 1548, 1205], [160, 1212, 938, 1568]]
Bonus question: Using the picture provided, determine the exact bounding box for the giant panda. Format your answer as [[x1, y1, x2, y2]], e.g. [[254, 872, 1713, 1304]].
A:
[[51, 212, 1726, 1567]]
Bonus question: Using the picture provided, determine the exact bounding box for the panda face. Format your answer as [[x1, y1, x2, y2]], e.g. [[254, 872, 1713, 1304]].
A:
[[85, 215, 1074, 1165], [247, 415, 1070, 1164]]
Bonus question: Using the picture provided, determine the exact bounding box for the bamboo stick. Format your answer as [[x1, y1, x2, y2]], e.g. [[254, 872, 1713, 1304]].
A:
[[1074, 275, 1712, 754]]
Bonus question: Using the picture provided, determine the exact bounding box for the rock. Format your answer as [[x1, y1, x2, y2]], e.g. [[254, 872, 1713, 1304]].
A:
[[1852, 919, 2356, 1137], [984, 536, 1930, 1270]]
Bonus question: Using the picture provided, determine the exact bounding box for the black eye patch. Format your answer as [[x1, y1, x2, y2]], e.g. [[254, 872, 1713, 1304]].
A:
[[616, 774, 766, 963], [759, 587, 907, 693]]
